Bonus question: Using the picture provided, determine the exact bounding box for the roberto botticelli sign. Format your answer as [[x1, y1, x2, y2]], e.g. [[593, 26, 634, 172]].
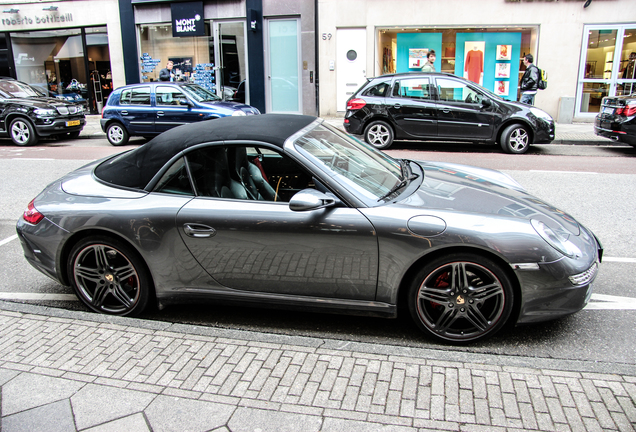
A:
[[171, 1, 205, 37]]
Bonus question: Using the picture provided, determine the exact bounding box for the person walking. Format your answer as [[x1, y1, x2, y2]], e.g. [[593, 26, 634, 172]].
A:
[[159, 61, 175, 82], [421, 50, 436, 72], [519, 54, 539, 105]]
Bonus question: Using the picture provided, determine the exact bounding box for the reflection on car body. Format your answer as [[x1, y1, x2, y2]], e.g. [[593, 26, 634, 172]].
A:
[[17, 114, 601, 344]]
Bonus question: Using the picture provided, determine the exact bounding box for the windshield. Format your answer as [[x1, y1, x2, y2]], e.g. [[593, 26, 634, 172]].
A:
[[293, 123, 405, 202], [0, 80, 42, 98], [180, 84, 221, 102]]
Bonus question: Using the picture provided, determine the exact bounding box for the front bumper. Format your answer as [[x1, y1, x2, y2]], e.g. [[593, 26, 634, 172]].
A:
[[35, 117, 85, 137], [533, 119, 555, 144]]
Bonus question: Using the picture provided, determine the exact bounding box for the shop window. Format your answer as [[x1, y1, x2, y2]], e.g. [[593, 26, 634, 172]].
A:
[[120, 87, 151, 105], [392, 78, 431, 100]]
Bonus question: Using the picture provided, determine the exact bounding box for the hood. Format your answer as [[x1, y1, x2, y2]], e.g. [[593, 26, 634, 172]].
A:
[[402, 160, 580, 236], [200, 100, 260, 115], [8, 97, 78, 110]]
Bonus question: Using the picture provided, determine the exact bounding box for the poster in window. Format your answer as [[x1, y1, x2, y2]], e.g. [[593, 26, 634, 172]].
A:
[[409, 49, 429, 69], [495, 63, 511, 78], [495, 80, 509, 96], [496, 45, 512, 61]]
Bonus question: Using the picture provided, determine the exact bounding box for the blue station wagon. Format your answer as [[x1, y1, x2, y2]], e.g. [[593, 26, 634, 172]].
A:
[[100, 82, 260, 145]]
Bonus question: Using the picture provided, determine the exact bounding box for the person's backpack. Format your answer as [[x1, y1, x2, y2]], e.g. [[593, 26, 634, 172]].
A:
[[537, 67, 548, 90]]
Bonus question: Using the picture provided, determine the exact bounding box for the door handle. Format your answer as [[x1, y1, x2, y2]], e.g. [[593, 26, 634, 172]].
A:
[[442, 108, 450, 113], [121, 110, 128, 115], [157, 111, 164, 117], [183, 224, 216, 238], [393, 104, 401, 109]]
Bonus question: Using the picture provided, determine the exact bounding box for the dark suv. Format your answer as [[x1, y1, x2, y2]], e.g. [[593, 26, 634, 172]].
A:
[[344, 72, 554, 154], [0, 78, 85, 146], [101, 82, 260, 146]]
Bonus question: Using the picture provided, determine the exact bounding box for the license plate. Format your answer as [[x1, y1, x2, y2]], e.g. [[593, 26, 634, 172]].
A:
[[602, 106, 614, 115], [66, 120, 80, 127]]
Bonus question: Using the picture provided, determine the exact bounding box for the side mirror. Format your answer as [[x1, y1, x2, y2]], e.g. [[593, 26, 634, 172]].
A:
[[482, 97, 492, 107], [289, 189, 338, 212]]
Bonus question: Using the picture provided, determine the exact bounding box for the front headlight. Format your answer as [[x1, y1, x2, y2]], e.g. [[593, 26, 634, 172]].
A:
[[34, 108, 56, 117], [530, 107, 553, 122], [231, 110, 246, 116], [531, 219, 581, 258]]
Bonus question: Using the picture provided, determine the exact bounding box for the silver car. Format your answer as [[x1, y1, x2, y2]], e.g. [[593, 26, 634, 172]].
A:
[[16, 114, 602, 343]]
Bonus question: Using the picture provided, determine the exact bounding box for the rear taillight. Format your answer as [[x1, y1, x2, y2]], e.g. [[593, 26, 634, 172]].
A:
[[23, 199, 44, 225], [616, 102, 636, 117], [346, 98, 366, 111]]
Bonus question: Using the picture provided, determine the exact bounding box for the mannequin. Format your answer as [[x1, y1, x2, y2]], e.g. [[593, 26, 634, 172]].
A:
[[464, 46, 484, 85]]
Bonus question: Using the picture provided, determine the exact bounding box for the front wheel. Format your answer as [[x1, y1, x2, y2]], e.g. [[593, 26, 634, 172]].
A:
[[10, 118, 39, 146], [106, 122, 130, 146], [500, 124, 530, 154], [364, 120, 394, 150], [68, 236, 151, 316], [408, 253, 514, 344]]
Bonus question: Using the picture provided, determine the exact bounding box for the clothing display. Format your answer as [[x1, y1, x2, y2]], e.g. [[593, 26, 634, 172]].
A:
[[465, 49, 483, 84]]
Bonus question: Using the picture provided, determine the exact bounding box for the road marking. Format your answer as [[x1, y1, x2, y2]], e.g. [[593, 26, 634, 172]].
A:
[[603, 257, 636, 263], [0, 293, 77, 301], [11, 158, 55, 161], [585, 293, 636, 310], [529, 170, 598, 174], [0, 235, 18, 247]]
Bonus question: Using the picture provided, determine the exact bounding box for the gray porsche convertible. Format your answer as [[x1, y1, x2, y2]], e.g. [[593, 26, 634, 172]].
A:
[[16, 114, 602, 343]]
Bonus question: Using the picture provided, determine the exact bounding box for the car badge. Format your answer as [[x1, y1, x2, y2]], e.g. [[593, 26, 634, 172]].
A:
[[105, 274, 114, 282], [456, 295, 465, 305]]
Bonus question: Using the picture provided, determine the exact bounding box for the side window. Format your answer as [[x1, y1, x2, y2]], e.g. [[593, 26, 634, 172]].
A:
[[391, 78, 431, 100], [185, 146, 314, 202], [361, 81, 390, 97], [120, 87, 150, 105], [154, 157, 194, 195], [156, 86, 188, 106], [436, 78, 483, 104]]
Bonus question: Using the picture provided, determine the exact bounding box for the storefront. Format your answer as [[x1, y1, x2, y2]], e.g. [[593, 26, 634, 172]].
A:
[[0, 1, 125, 114], [318, 0, 635, 122], [128, 0, 316, 115]]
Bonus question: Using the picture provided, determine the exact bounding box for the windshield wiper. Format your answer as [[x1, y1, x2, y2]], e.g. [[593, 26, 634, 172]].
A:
[[377, 159, 418, 202]]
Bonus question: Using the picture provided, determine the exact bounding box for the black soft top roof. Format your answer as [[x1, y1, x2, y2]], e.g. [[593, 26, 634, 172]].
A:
[[95, 114, 317, 189]]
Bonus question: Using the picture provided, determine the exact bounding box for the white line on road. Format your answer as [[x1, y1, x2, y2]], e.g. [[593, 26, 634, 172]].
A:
[[529, 170, 598, 174], [0, 234, 18, 247], [585, 293, 636, 310], [603, 257, 636, 263], [0, 293, 77, 301]]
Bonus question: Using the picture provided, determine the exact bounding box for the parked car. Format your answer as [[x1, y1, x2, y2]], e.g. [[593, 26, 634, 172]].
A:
[[17, 114, 602, 344], [594, 93, 636, 146], [100, 82, 260, 146], [344, 72, 555, 154], [0, 77, 85, 146]]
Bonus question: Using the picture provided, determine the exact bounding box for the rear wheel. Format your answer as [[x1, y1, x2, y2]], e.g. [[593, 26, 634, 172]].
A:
[[364, 120, 394, 150], [68, 236, 151, 316], [10, 118, 38, 146], [500, 124, 530, 154], [106, 122, 129, 146], [408, 253, 514, 343]]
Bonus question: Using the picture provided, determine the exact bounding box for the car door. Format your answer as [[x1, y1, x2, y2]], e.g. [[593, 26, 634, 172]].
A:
[[117, 86, 154, 135], [434, 77, 495, 140], [386, 76, 438, 139], [175, 144, 379, 301], [154, 85, 201, 133]]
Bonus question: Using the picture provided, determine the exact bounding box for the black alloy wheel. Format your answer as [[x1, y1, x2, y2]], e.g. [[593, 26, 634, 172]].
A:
[[68, 236, 151, 316], [500, 124, 530, 154], [408, 253, 514, 343], [9, 118, 39, 146], [106, 122, 130, 146], [364, 120, 394, 150]]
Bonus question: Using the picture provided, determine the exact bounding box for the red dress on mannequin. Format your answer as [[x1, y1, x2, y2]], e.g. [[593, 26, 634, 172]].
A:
[[465, 49, 483, 84]]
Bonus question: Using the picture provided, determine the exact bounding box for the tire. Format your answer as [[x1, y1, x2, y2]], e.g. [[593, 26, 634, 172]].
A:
[[68, 236, 151, 316], [500, 124, 530, 154], [9, 118, 39, 146], [408, 253, 514, 343], [364, 120, 394, 150], [106, 122, 129, 146]]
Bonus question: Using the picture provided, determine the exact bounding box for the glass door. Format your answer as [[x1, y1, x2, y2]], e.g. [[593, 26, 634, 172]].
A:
[[576, 25, 636, 117], [265, 18, 301, 113], [214, 21, 247, 102]]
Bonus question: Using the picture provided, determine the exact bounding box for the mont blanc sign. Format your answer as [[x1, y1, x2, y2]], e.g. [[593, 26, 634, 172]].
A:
[[171, 1, 205, 37]]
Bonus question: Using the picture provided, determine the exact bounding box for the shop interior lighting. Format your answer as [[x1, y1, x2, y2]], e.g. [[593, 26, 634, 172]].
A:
[[3, 8, 19, 13], [42, 6, 58, 11]]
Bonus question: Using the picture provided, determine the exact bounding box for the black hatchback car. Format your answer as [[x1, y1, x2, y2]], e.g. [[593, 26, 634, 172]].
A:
[[0, 77, 85, 146], [594, 93, 636, 147], [344, 72, 555, 154]]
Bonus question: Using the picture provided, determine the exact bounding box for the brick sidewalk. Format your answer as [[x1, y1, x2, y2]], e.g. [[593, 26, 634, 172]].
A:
[[1, 302, 635, 431]]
